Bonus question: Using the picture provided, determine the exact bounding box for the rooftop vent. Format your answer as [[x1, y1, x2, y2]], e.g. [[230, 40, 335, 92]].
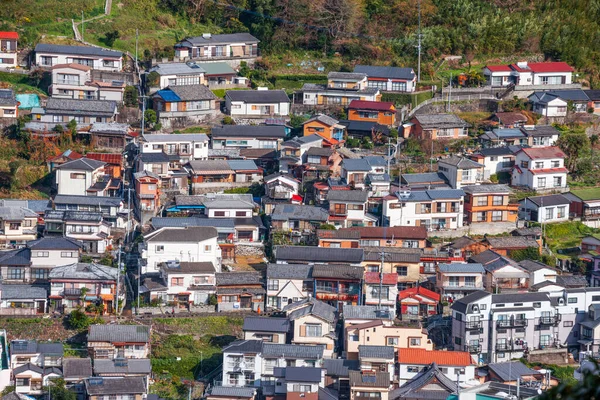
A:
[[202, 33, 212, 39]]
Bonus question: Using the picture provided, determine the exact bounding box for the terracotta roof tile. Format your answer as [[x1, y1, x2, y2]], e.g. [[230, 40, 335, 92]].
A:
[[398, 286, 440, 302], [517, 146, 565, 160], [86, 153, 123, 165], [398, 348, 474, 366], [364, 272, 398, 285]]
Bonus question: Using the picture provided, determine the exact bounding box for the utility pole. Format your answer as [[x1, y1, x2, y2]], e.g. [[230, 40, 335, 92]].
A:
[[447, 73, 452, 112], [81, 11, 84, 42], [378, 251, 385, 308], [387, 136, 391, 176], [417, 0, 422, 83], [115, 245, 121, 315]]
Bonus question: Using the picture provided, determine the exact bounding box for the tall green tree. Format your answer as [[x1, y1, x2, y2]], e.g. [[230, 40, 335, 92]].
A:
[[557, 130, 590, 172]]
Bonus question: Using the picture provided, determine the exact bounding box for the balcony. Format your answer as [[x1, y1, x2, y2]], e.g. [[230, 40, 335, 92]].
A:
[[64, 288, 83, 297], [496, 318, 528, 328], [539, 314, 561, 325], [465, 321, 482, 330], [495, 343, 511, 352], [467, 344, 482, 353]]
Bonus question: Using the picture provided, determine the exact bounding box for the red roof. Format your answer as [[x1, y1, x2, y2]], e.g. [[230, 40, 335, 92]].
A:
[[530, 167, 569, 175], [485, 65, 512, 72], [48, 150, 83, 163], [364, 272, 398, 285], [0, 32, 19, 40], [86, 152, 123, 165], [517, 146, 566, 160], [398, 349, 474, 366], [345, 226, 427, 240], [291, 194, 303, 202], [399, 286, 441, 302], [510, 62, 574, 73], [348, 100, 395, 111], [313, 182, 329, 190], [51, 63, 92, 72]]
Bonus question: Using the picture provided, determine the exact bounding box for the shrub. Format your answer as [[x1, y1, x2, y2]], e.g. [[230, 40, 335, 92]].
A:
[[207, 294, 217, 306], [123, 86, 138, 107], [223, 116, 234, 125], [67, 309, 91, 330]]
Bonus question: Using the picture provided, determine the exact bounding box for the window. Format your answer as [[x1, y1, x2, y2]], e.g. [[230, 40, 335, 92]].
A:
[[292, 384, 312, 393], [155, 245, 164, 253], [533, 302, 541, 308], [476, 196, 489, 206], [545, 207, 554, 220], [7, 267, 23, 280], [521, 161, 529, 169], [410, 337, 422, 346], [407, 366, 422, 373], [214, 211, 227, 217], [267, 279, 279, 291], [235, 211, 247, 217], [551, 160, 560, 168], [360, 240, 380, 247], [392, 81, 407, 91], [492, 211, 503, 222], [371, 286, 389, 299], [454, 337, 461, 346], [568, 297, 577, 303], [387, 337, 399, 346], [16, 378, 29, 386], [553, 176, 562, 187], [557, 206, 566, 219], [464, 276, 476, 287], [366, 265, 379, 272], [537, 177, 547, 188], [535, 162, 544, 169], [32, 269, 49, 280], [305, 324, 322, 337], [397, 266, 408, 276], [204, 245, 212, 252], [35, 251, 49, 257], [349, 334, 359, 342], [171, 277, 184, 286], [493, 196, 504, 206], [564, 321, 573, 327], [70, 173, 85, 179]]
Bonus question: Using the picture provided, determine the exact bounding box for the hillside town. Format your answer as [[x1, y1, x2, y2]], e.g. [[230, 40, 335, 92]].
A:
[[0, 15, 600, 400]]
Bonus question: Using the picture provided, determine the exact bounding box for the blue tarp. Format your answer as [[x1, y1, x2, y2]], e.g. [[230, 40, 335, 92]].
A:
[[156, 89, 181, 102], [15, 94, 40, 109]]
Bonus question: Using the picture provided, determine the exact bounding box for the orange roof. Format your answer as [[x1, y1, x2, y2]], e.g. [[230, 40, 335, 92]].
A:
[[516, 146, 565, 160], [51, 63, 91, 72], [364, 272, 398, 285], [399, 286, 440, 302], [86, 152, 123, 165], [398, 348, 474, 366]]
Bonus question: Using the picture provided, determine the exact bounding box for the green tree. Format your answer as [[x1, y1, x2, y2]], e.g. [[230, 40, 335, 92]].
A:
[[28, 69, 45, 87], [144, 109, 157, 127], [123, 86, 138, 107], [223, 116, 234, 125], [46, 378, 76, 400], [362, 136, 374, 149], [146, 71, 160, 87], [53, 124, 64, 134], [557, 130, 590, 172], [318, 224, 336, 230], [104, 30, 120, 47], [67, 308, 91, 330]]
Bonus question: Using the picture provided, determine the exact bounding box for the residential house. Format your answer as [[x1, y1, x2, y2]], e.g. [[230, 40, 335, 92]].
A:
[[93, 358, 152, 389], [353, 65, 416, 92], [397, 348, 476, 385], [201, 62, 247, 87], [304, 146, 343, 180], [52, 194, 125, 228], [87, 324, 151, 359], [468, 147, 518, 180], [28, 237, 82, 269], [186, 160, 260, 194], [62, 357, 93, 396], [206, 386, 257, 400], [521, 125, 560, 147], [211, 125, 287, 150], [0, 32, 18, 68], [0, 248, 32, 285], [266, 263, 313, 310], [156, 260, 218, 306], [148, 62, 207, 90], [0, 89, 18, 120], [463, 184, 518, 224], [50, 64, 124, 102], [391, 363, 458, 400], [279, 134, 323, 173], [269, 366, 326, 400], [48, 262, 119, 314], [327, 190, 377, 228], [484, 236, 541, 258], [84, 377, 147, 400], [363, 272, 398, 314], [13, 364, 61, 395], [348, 371, 391, 400], [271, 204, 329, 242], [529, 90, 589, 117], [348, 100, 396, 126], [88, 123, 132, 152], [35, 43, 123, 71], [301, 72, 381, 106], [479, 128, 527, 148], [39, 98, 118, 126], [133, 171, 161, 222], [443, 236, 487, 261], [0, 284, 47, 314], [470, 250, 529, 292], [141, 133, 209, 163], [491, 112, 528, 128], [174, 33, 259, 63], [10, 340, 63, 369], [44, 210, 112, 255], [313, 264, 363, 309], [563, 188, 600, 222], [438, 156, 485, 189], [518, 194, 570, 223], [153, 85, 218, 128], [225, 89, 290, 119], [482, 61, 574, 87], [215, 272, 265, 312], [581, 236, 600, 254], [136, 152, 185, 192], [485, 361, 545, 385], [407, 114, 469, 140], [340, 120, 390, 141], [0, 207, 38, 249], [242, 316, 290, 343], [318, 227, 427, 249], [398, 286, 440, 318], [399, 172, 450, 190], [274, 245, 364, 266], [518, 260, 559, 287], [302, 115, 346, 143], [383, 189, 465, 230], [586, 89, 600, 114], [436, 263, 486, 301], [263, 173, 301, 213], [511, 147, 568, 192], [341, 157, 386, 190], [358, 345, 395, 382], [141, 226, 220, 273], [54, 157, 109, 196], [284, 297, 338, 357], [343, 305, 394, 329], [362, 247, 422, 291]]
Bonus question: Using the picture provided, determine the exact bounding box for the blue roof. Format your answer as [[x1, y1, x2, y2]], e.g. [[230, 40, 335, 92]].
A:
[[438, 263, 485, 273], [227, 160, 259, 170], [492, 129, 525, 138], [156, 89, 181, 102]]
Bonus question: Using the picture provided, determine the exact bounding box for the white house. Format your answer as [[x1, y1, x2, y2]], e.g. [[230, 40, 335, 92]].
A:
[[54, 157, 108, 196], [174, 32, 259, 62], [397, 348, 476, 385], [35, 43, 123, 71], [158, 260, 218, 305], [0, 32, 19, 68], [468, 147, 516, 180], [354, 65, 416, 92], [142, 226, 221, 273], [518, 260, 559, 286], [38, 98, 118, 126], [529, 90, 590, 117], [438, 156, 485, 189], [50, 64, 124, 102], [483, 61, 574, 87], [326, 190, 377, 229], [225, 89, 290, 119], [511, 146, 568, 192], [44, 210, 112, 254], [283, 297, 337, 358], [211, 125, 287, 150], [301, 72, 380, 106], [149, 63, 207, 89], [383, 189, 465, 230], [341, 156, 387, 190], [266, 264, 312, 310], [140, 133, 209, 162], [518, 194, 570, 224], [28, 237, 82, 268], [0, 207, 39, 249]]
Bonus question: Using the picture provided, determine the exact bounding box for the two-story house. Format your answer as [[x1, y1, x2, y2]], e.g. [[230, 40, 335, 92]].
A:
[[521, 125, 560, 147], [302, 115, 346, 143], [483, 61, 574, 87], [211, 125, 287, 150], [158, 260, 218, 306], [87, 324, 151, 359], [44, 210, 112, 255], [0, 32, 18, 68], [468, 147, 518, 180], [215, 272, 264, 312], [463, 184, 519, 224], [318, 226, 427, 249], [565, 188, 600, 222], [341, 156, 387, 190], [301, 72, 381, 106], [438, 156, 485, 189], [266, 263, 313, 310], [153, 85, 218, 128], [357, 345, 395, 383], [313, 264, 363, 310], [529, 90, 590, 117], [187, 159, 262, 194], [283, 297, 338, 357], [262, 173, 301, 213], [50, 64, 124, 102], [149, 62, 207, 90], [140, 133, 209, 163], [38, 98, 118, 127], [225, 89, 290, 119], [383, 189, 465, 230], [479, 128, 527, 148], [28, 236, 82, 272], [35, 43, 123, 71], [363, 272, 398, 314], [278, 134, 323, 173], [470, 250, 530, 293], [134, 170, 161, 223], [142, 226, 221, 274], [436, 263, 486, 301], [87, 123, 132, 151], [0, 88, 18, 120], [327, 190, 377, 228], [408, 114, 469, 140], [84, 377, 147, 400], [274, 245, 364, 266], [48, 262, 119, 314], [349, 371, 391, 400], [518, 194, 570, 223], [397, 348, 476, 385], [398, 286, 440, 318], [353, 65, 416, 92], [174, 32, 259, 64], [52, 194, 125, 228], [55, 157, 109, 196], [0, 206, 38, 249], [243, 316, 290, 343], [348, 100, 396, 126], [10, 340, 63, 369], [518, 259, 559, 287], [512, 146, 568, 192], [271, 204, 329, 242]]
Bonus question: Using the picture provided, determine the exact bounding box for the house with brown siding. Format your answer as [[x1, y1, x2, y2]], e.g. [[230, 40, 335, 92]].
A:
[[407, 114, 469, 140], [463, 184, 518, 224], [215, 272, 265, 312], [348, 100, 396, 126]]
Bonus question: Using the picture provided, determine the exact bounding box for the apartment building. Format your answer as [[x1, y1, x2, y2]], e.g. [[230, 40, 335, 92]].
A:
[[511, 147, 568, 192]]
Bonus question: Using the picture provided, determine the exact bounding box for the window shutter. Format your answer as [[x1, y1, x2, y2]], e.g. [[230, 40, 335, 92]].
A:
[[300, 325, 306, 337]]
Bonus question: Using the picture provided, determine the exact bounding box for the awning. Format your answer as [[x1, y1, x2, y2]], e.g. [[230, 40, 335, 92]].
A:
[[49, 295, 63, 300], [493, 272, 529, 279], [84, 295, 99, 301], [178, 292, 191, 296]]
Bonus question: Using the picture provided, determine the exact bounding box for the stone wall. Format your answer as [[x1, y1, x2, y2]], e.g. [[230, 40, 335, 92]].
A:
[[527, 348, 569, 365], [235, 243, 265, 257], [415, 99, 499, 115]]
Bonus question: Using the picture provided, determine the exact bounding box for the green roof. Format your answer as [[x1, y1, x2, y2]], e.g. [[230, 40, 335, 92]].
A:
[[196, 62, 236, 75], [570, 187, 600, 201]]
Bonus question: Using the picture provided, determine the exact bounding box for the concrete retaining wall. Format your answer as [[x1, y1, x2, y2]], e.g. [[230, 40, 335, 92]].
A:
[[527, 348, 569, 365]]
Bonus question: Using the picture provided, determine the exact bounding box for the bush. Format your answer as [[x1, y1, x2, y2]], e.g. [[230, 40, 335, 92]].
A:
[[123, 86, 138, 107], [146, 71, 160, 87], [381, 92, 412, 105], [362, 136, 374, 149], [144, 109, 157, 126], [223, 116, 234, 125], [207, 294, 217, 306], [346, 138, 360, 148], [489, 174, 498, 183], [67, 309, 91, 330]]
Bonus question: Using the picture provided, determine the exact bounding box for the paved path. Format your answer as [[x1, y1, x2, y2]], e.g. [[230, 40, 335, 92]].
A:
[[73, 0, 112, 41]]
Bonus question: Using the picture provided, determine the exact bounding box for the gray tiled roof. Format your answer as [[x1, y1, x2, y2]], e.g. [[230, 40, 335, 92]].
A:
[[227, 159, 259, 171], [486, 236, 539, 249], [45, 98, 117, 116], [223, 339, 263, 354], [216, 272, 262, 286], [491, 292, 549, 304], [139, 152, 170, 163], [84, 377, 146, 395], [143, 133, 209, 143], [0, 206, 38, 220], [63, 358, 92, 378], [161, 84, 217, 101], [272, 204, 329, 222], [328, 71, 366, 80], [186, 159, 233, 173], [53, 194, 121, 207], [87, 325, 151, 343], [161, 261, 215, 274], [401, 172, 447, 184], [391, 363, 456, 398], [28, 237, 82, 251], [488, 361, 539, 382], [13, 363, 43, 375], [181, 33, 259, 46], [363, 247, 422, 263], [0, 248, 30, 266], [518, 259, 554, 272], [49, 263, 117, 280], [523, 194, 570, 207], [262, 343, 324, 359], [283, 367, 322, 382], [225, 89, 290, 103], [438, 263, 485, 273], [414, 113, 468, 129], [0, 89, 17, 106], [323, 359, 359, 377], [93, 358, 152, 375], [56, 157, 105, 171], [35, 43, 122, 58], [90, 122, 129, 134], [450, 290, 491, 314], [208, 386, 256, 397], [354, 65, 415, 80], [343, 158, 371, 171], [275, 246, 364, 264], [150, 63, 206, 76], [211, 125, 287, 138], [462, 184, 511, 194], [243, 317, 290, 333], [151, 217, 235, 230], [343, 305, 394, 320], [395, 189, 465, 202], [312, 264, 363, 280], [1, 284, 47, 300], [447, 236, 476, 250], [326, 190, 369, 203], [304, 114, 339, 126], [358, 345, 395, 360], [267, 264, 313, 280], [10, 340, 63, 355], [284, 297, 337, 323], [348, 371, 389, 388], [438, 156, 483, 169], [146, 226, 218, 242]]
